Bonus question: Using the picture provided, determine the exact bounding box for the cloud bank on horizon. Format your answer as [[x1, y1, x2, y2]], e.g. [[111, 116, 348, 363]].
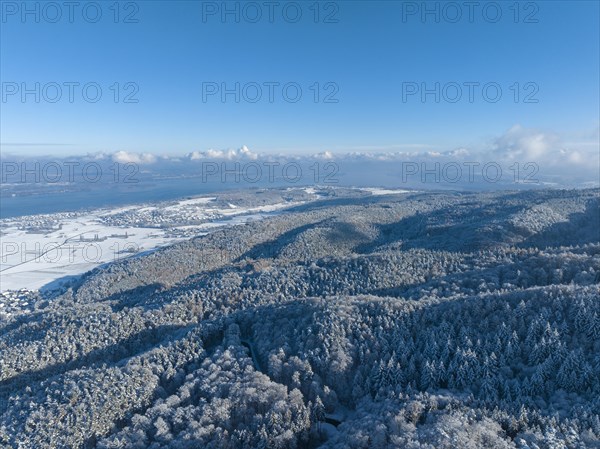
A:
[[2, 125, 598, 190], [4, 125, 598, 162]]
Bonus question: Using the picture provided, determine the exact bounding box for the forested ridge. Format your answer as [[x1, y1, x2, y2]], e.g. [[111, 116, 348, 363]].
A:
[[1, 188, 599, 448]]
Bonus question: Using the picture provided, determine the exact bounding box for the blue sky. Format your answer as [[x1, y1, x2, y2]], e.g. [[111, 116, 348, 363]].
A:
[[1, 0, 599, 156]]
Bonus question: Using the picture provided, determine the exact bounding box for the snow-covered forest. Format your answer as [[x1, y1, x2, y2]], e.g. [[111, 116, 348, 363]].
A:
[[1, 187, 599, 448]]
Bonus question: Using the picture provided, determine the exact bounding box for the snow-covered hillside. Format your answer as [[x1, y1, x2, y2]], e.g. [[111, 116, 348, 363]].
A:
[[1, 187, 599, 449]]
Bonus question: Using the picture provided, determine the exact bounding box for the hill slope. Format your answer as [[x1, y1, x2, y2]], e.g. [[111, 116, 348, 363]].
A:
[[1, 188, 599, 448]]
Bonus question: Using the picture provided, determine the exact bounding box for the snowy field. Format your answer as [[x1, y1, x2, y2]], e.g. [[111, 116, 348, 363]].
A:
[[0, 193, 311, 292], [357, 187, 413, 196]]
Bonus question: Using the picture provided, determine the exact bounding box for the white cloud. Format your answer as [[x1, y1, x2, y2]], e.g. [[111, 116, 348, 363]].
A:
[[187, 145, 259, 161], [448, 148, 470, 157], [314, 151, 335, 160], [490, 124, 599, 168], [239, 145, 258, 160], [112, 151, 157, 164], [188, 151, 203, 161], [491, 124, 557, 160]]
